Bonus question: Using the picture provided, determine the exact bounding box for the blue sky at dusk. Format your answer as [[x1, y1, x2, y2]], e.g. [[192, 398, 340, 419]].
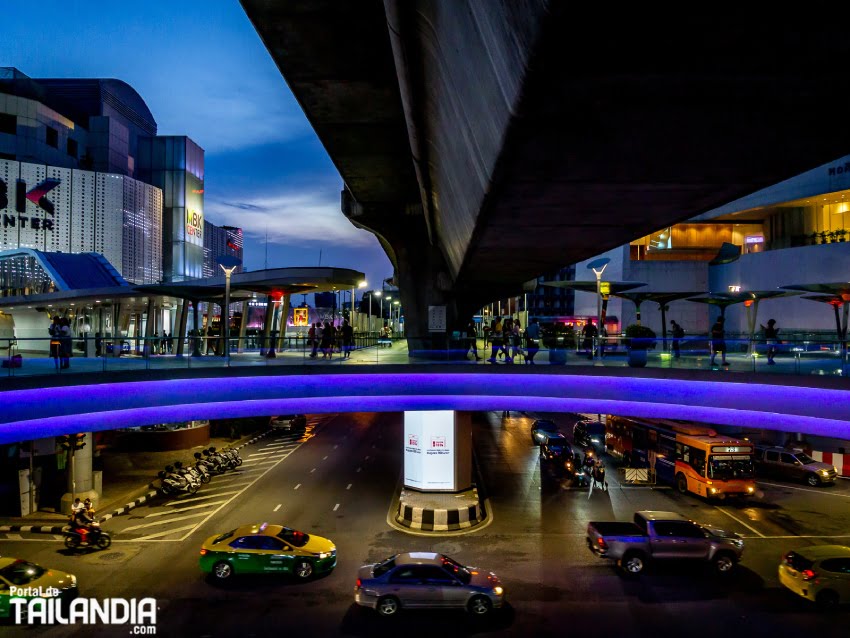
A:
[[0, 0, 393, 292]]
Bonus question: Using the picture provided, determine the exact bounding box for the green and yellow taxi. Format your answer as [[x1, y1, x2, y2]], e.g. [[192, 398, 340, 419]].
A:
[[200, 522, 336, 582], [0, 557, 78, 619]]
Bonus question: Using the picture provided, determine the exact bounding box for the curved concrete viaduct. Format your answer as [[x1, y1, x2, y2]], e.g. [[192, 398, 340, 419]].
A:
[[240, 1, 850, 346], [1, 366, 848, 444]]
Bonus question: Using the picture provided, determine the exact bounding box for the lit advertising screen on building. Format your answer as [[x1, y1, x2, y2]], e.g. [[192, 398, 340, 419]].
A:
[[185, 172, 204, 247], [403, 411, 455, 490]]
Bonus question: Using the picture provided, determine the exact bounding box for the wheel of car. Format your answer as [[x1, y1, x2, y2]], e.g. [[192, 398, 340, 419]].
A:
[[467, 595, 493, 616], [712, 552, 736, 575], [96, 534, 112, 550], [294, 560, 314, 579], [676, 473, 688, 494], [376, 595, 400, 617], [212, 561, 233, 581], [815, 589, 839, 610], [621, 551, 646, 575], [806, 473, 820, 487]]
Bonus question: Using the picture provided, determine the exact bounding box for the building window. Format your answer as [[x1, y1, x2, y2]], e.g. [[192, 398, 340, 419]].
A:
[[0, 113, 16, 135], [46, 126, 58, 148], [67, 138, 78, 158]]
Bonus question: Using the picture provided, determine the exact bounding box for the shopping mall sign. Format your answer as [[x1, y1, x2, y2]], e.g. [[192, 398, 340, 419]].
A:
[[186, 207, 203, 240], [0, 177, 60, 231]]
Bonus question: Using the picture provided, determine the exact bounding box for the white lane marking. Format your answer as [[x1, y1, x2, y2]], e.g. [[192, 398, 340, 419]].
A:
[[166, 491, 242, 505], [53, 535, 65, 541], [310, 468, 316, 473], [205, 474, 256, 483], [739, 534, 850, 539], [146, 501, 228, 516], [274, 504, 282, 512], [716, 507, 766, 538], [133, 523, 200, 542], [6, 533, 22, 540], [758, 481, 850, 498], [346, 484, 352, 490], [254, 459, 285, 465], [178, 427, 319, 543], [294, 484, 301, 490], [123, 511, 208, 532], [323, 455, 328, 460], [200, 482, 254, 492], [356, 467, 362, 473], [333, 504, 340, 512], [248, 451, 278, 457]]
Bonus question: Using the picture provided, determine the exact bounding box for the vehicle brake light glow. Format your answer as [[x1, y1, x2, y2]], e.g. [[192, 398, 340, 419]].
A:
[[355, 578, 361, 588], [801, 569, 817, 581], [200, 549, 207, 555], [597, 537, 608, 550]]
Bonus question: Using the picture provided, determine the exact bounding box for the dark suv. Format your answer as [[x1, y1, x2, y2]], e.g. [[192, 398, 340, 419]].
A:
[[573, 418, 606, 454], [531, 419, 561, 445], [754, 446, 837, 487], [540, 433, 573, 463]]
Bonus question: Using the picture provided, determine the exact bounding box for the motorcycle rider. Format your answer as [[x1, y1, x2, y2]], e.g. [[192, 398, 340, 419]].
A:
[[71, 506, 95, 537]]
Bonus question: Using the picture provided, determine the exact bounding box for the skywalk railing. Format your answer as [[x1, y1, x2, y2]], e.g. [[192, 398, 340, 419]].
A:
[[0, 334, 847, 379]]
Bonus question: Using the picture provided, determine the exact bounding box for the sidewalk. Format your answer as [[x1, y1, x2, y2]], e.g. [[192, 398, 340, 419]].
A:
[[0, 426, 274, 532]]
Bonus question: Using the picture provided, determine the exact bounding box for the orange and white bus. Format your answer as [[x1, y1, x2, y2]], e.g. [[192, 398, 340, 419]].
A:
[[606, 416, 756, 499]]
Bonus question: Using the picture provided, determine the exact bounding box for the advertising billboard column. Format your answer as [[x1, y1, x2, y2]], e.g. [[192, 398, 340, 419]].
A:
[[403, 411, 472, 492]]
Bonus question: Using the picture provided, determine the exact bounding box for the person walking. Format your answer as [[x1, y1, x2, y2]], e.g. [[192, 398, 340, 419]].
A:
[[308, 322, 319, 358], [710, 316, 728, 367], [49, 316, 62, 370], [582, 321, 597, 360], [762, 318, 779, 365], [465, 320, 481, 361], [59, 317, 73, 369], [341, 319, 354, 359], [320, 321, 334, 359], [511, 319, 522, 363], [670, 319, 685, 359], [488, 318, 503, 363], [525, 318, 541, 364]]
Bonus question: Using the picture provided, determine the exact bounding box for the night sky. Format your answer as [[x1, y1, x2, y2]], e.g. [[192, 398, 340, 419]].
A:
[[1, 0, 393, 294]]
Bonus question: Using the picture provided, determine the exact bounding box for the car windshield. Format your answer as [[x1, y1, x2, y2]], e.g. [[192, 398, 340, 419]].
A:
[[0, 560, 46, 585], [440, 555, 472, 585], [708, 457, 754, 480], [535, 421, 558, 432], [795, 453, 816, 464], [212, 530, 235, 544], [547, 442, 570, 454], [373, 556, 397, 577], [785, 551, 814, 572], [277, 527, 310, 547]]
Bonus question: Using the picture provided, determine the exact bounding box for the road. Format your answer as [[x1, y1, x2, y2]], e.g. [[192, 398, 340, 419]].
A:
[[1, 411, 849, 637]]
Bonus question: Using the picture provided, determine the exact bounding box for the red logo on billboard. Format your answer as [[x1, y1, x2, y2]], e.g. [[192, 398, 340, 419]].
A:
[[431, 437, 446, 448], [408, 434, 418, 447]]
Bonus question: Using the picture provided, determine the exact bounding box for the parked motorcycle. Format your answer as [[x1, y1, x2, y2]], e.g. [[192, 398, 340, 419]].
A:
[[158, 465, 200, 496], [203, 448, 232, 473], [175, 460, 207, 485], [64, 521, 111, 550], [191, 453, 213, 483]]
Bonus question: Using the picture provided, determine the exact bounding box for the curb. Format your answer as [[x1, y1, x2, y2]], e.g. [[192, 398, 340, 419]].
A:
[[0, 429, 274, 535], [396, 500, 483, 531]]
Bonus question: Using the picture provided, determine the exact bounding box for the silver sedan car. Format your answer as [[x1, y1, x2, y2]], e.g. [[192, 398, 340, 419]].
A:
[[354, 552, 504, 617]]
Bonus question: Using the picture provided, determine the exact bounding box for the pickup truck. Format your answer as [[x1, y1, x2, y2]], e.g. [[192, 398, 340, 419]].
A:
[[586, 510, 744, 575]]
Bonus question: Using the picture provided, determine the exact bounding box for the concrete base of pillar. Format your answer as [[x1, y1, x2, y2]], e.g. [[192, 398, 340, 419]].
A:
[[395, 486, 485, 532], [60, 489, 99, 516]]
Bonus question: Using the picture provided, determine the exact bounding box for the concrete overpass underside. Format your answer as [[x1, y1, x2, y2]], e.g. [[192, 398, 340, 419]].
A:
[[240, 1, 850, 342], [1, 366, 848, 444]]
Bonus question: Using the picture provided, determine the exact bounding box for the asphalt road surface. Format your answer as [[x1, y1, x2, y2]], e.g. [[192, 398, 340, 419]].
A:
[[2, 411, 849, 637]]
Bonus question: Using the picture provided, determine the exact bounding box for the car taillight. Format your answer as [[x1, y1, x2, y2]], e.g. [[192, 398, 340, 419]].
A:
[[200, 549, 207, 556], [801, 569, 817, 581], [355, 578, 361, 588], [597, 537, 608, 550]]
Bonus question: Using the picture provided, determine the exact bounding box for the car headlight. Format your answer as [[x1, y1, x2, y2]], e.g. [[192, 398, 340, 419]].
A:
[[317, 552, 330, 559], [709, 487, 718, 494], [746, 486, 755, 493], [819, 469, 829, 475], [590, 438, 600, 443], [493, 586, 504, 596], [732, 539, 744, 548]]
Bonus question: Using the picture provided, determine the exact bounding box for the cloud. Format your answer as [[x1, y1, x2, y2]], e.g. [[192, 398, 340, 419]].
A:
[[204, 188, 378, 248]]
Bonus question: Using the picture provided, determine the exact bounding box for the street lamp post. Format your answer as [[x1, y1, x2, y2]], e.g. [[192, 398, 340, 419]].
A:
[[394, 300, 400, 335], [217, 256, 242, 366], [587, 257, 611, 360], [374, 291, 382, 335], [385, 296, 392, 331], [358, 280, 367, 335]]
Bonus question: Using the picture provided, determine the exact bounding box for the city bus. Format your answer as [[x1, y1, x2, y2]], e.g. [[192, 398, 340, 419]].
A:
[[606, 416, 756, 499]]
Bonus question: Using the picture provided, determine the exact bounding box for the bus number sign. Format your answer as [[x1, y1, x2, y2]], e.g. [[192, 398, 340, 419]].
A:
[[712, 446, 751, 454]]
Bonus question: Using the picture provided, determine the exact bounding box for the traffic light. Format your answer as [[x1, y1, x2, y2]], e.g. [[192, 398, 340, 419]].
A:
[[58, 433, 86, 451]]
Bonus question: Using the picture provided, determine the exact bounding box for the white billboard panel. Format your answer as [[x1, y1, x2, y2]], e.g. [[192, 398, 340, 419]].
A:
[[404, 410, 455, 490]]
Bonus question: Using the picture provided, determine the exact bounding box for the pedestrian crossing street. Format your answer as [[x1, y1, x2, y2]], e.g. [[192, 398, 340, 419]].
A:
[[0, 424, 318, 543]]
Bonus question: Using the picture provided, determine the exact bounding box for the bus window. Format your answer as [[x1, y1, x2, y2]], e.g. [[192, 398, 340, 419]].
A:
[[691, 448, 706, 476], [708, 456, 754, 480]]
